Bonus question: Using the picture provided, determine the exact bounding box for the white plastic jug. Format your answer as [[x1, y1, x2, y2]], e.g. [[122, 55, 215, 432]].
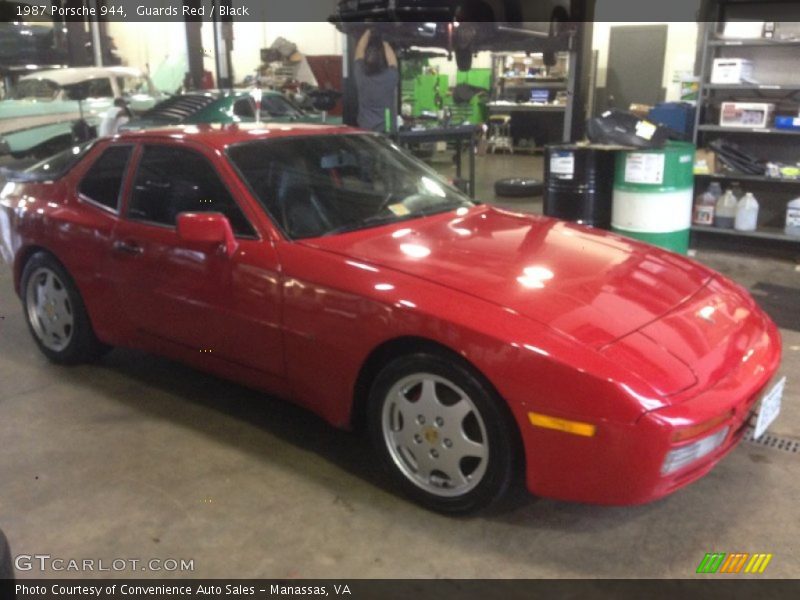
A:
[[786, 197, 800, 237], [714, 190, 737, 228], [734, 192, 759, 232]]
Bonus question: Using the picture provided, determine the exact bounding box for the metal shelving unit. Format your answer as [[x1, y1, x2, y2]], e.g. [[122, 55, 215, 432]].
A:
[[692, 16, 800, 247], [487, 52, 574, 151]]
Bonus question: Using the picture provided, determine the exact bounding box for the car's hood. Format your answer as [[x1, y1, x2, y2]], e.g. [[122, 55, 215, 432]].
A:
[[303, 206, 713, 349]]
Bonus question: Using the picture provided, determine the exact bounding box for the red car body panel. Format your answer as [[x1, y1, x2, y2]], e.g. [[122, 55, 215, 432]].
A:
[[0, 124, 783, 505]]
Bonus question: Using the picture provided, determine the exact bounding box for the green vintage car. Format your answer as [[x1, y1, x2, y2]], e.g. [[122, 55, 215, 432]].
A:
[[121, 89, 341, 131], [0, 66, 164, 158]]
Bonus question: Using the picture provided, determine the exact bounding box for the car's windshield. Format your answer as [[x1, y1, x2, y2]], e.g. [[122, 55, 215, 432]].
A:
[[262, 94, 302, 117], [117, 75, 150, 96], [227, 134, 473, 239], [13, 78, 60, 101], [0, 141, 94, 182]]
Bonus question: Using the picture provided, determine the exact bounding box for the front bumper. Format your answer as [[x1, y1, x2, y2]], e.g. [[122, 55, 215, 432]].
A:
[[522, 315, 782, 505]]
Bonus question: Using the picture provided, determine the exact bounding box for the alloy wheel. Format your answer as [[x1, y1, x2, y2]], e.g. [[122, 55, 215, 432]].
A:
[[381, 373, 489, 497]]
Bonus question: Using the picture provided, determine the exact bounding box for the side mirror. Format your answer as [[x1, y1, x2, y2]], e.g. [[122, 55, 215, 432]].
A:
[[176, 212, 238, 258]]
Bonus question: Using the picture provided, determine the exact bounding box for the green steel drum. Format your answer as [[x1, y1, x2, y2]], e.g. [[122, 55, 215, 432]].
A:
[[612, 141, 695, 254]]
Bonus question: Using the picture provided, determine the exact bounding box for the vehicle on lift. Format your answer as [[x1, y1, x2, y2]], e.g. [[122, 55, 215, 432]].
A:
[[331, 0, 575, 70], [120, 89, 338, 131], [0, 124, 783, 513], [0, 66, 164, 158], [0, 0, 68, 68]]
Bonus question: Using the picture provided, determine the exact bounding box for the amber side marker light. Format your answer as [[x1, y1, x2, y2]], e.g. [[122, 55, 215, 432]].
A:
[[671, 411, 734, 443], [528, 412, 596, 437]]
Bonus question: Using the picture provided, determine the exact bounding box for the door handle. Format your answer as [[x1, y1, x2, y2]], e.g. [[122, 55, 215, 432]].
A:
[[113, 240, 144, 256]]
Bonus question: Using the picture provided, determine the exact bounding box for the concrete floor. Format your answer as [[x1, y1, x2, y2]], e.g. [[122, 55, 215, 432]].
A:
[[1, 151, 799, 579]]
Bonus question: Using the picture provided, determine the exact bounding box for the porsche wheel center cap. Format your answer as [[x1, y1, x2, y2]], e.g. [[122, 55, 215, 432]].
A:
[[423, 427, 439, 445]]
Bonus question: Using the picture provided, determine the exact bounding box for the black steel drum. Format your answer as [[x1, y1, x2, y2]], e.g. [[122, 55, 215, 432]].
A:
[[543, 144, 616, 229]]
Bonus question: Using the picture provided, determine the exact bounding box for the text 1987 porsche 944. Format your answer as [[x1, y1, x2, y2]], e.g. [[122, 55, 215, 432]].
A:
[[0, 123, 783, 513]]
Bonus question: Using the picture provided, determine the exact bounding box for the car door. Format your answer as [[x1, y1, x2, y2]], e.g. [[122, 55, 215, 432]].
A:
[[65, 142, 135, 341], [106, 141, 284, 379]]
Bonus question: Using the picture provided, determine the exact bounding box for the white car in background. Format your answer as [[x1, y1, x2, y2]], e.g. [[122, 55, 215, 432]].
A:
[[0, 66, 164, 158]]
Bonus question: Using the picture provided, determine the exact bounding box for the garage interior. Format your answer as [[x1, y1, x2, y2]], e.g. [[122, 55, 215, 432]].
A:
[[1, 0, 799, 581]]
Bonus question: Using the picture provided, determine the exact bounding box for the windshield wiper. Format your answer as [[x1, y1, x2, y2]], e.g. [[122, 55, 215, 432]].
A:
[[323, 202, 470, 237], [415, 201, 470, 216], [324, 213, 407, 236]]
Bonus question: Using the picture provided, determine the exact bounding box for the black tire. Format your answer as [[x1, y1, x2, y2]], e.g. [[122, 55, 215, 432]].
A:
[[367, 352, 518, 514], [494, 177, 544, 198], [20, 252, 111, 365]]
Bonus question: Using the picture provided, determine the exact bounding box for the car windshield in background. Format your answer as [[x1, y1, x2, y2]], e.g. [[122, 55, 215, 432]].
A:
[[228, 134, 473, 239], [13, 79, 59, 101], [262, 95, 302, 118], [117, 75, 150, 96]]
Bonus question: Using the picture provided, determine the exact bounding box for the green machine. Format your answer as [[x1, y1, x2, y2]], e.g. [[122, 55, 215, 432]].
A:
[[400, 61, 488, 124]]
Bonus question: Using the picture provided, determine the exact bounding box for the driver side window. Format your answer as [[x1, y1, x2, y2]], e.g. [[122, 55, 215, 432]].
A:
[[128, 145, 256, 238], [86, 78, 113, 98]]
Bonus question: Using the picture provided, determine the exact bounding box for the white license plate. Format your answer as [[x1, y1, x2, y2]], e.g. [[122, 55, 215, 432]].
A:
[[754, 377, 786, 440]]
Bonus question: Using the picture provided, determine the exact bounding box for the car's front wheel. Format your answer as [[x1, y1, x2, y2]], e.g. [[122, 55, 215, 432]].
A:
[[21, 252, 110, 364], [368, 352, 517, 514]]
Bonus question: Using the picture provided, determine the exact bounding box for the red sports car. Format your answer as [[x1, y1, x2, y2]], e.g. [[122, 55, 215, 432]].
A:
[[0, 124, 783, 513]]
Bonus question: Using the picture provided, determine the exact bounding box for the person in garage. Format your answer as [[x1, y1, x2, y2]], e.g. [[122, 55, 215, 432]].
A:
[[354, 28, 398, 133], [97, 98, 133, 137]]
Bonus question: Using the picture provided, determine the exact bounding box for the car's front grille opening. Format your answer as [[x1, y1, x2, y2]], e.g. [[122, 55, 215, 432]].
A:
[[743, 428, 800, 454]]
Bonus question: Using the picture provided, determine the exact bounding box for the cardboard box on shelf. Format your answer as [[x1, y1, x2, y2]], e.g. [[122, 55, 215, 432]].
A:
[[711, 58, 755, 84], [720, 102, 775, 128], [694, 148, 717, 175]]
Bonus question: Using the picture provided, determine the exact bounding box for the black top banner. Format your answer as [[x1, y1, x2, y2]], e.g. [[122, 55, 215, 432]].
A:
[[0, 0, 791, 24]]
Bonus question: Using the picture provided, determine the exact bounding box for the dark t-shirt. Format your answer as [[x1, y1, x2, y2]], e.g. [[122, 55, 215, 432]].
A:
[[354, 59, 399, 133]]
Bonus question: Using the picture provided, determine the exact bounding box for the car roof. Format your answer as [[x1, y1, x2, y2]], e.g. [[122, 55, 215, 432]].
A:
[[20, 66, 145, 85], [110, 122, 362, 150]]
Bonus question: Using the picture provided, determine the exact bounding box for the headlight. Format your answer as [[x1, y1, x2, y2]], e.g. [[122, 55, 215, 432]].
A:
[[0, 137, 10, 155], [661, 426, 729, 475]]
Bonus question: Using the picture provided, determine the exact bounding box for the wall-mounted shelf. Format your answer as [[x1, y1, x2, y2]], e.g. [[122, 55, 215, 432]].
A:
[[704, 83, 800, 91], [692, 225, 799, 243], [697, 124, 800, 135], [709, 38, 800, 47], [695, 172, 800, 185], [500, 79, 567, 89]]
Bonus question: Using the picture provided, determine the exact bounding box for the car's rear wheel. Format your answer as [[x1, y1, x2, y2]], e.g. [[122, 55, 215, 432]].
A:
[[21, 253, 110, 364], [367, 352, 517, 514]]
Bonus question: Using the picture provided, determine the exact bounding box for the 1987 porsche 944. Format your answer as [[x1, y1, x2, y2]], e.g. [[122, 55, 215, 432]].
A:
[[0, 124, 783, 513]]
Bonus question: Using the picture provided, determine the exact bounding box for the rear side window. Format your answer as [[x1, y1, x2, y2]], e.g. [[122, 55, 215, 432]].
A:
[[87, 78, 114, 97], [77, 145, 133, 212], [128, 145, 256, 237], [232, 98, 254, 118]]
